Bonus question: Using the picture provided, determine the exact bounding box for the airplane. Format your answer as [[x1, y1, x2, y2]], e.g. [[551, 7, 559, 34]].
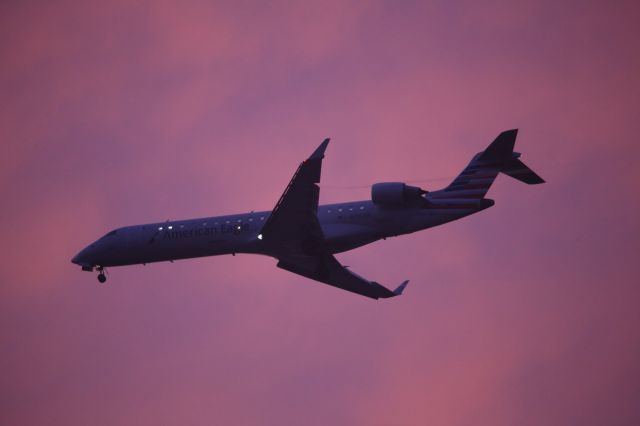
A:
[[72, 129, 544, 300]]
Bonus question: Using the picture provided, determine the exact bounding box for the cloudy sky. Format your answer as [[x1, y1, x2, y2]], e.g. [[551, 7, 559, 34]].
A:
[[1, 1, 639, 425]]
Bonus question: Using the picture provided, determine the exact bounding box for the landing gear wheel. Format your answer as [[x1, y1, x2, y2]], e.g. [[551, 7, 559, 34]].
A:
[[97, 273, 107, 283]]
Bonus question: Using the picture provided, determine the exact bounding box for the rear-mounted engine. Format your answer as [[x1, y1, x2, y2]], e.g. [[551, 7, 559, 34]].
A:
[[371, 182, 427, 206]]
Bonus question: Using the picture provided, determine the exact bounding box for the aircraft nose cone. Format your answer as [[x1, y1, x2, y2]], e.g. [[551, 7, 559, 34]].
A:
[[71, 244, 95, 266]]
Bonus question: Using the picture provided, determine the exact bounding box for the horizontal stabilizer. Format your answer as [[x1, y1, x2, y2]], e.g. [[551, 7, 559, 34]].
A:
[[501, 158, 545, 184]]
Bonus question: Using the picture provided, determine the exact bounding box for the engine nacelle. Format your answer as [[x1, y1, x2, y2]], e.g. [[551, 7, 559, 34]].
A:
[[371, 182, 425, 206]]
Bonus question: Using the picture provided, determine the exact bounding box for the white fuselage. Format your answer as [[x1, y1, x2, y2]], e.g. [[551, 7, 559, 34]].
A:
[[72, 198, 492, 269]]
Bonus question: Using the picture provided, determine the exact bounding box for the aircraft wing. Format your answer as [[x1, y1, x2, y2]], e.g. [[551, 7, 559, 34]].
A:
[[277, 253, 408, 299], [259, 139, 330, 253], [261, 139, 407, 299]]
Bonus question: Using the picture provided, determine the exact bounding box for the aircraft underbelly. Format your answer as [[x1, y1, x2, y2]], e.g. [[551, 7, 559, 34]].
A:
[[100, 232, 240, 266], [404, 210, 477, 233], [321, 223, 379, 253]]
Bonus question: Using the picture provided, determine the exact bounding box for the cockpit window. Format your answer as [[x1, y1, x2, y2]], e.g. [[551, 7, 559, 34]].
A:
[[104, 230, 118, 237]]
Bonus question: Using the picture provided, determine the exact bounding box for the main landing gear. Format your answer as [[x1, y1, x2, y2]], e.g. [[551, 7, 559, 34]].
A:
[[96, 267, 107, 283]]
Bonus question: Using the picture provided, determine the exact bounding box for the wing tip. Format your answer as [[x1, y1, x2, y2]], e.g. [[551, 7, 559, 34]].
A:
[[309, 138, 330, 159], [393, 280, 409, 296]]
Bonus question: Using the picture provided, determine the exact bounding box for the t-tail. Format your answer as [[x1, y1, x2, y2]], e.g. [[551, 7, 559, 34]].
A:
[[430, 129, 544, 201]]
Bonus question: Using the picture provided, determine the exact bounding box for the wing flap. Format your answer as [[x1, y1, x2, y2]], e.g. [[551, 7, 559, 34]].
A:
[[277, 254, 408, 300]]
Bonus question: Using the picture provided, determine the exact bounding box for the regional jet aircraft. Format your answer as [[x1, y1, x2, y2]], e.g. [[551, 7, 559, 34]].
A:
[[72, 130, 544, 299]]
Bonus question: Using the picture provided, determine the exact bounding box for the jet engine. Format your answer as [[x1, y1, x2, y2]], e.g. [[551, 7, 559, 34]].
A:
[[371, 182, 426, 206]]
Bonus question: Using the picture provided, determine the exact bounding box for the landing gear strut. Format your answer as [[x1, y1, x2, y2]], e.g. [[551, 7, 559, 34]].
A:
[[96, 267, 107, 283]]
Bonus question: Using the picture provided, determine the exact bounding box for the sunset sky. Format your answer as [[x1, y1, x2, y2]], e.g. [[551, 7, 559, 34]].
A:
[[2, 1, 639, 425]]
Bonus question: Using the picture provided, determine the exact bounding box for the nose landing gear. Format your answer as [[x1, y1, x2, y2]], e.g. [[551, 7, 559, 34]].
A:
[[96, 267, 107, 283]]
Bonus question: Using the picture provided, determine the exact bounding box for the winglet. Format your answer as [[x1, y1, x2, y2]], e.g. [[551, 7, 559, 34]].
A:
[[309, 138, 330, 160], [393, 280, 409, 296]]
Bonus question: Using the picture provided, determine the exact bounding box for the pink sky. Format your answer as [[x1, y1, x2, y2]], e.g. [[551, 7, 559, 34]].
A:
[[2, 1, 639, 425]]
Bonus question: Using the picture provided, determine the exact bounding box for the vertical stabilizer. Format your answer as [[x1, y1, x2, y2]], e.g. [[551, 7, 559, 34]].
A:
[[478, 129, 518, 161], [430, 129, 544, 200]]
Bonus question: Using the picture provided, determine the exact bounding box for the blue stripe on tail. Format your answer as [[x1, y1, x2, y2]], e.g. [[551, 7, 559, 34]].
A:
[[429, 129, 543, 199]]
